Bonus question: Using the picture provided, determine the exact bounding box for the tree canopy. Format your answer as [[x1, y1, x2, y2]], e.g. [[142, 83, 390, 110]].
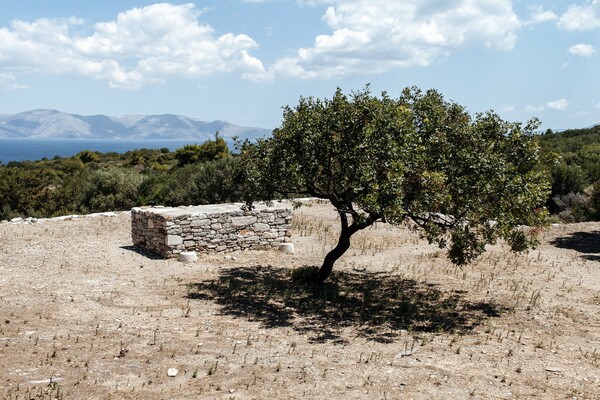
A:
[[174, 133, 230, 166], [241, 86, 550, 283]]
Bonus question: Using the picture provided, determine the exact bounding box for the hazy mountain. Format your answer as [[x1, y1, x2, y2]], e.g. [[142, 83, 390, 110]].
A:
[[0, 109, 272, 141]]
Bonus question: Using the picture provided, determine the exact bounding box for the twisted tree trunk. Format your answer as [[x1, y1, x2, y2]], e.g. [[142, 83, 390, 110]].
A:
[[311, 209, 379, 283]]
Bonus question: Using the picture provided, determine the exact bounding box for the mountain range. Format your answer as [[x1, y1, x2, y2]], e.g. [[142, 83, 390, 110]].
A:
[[0, 109, 272, 141]]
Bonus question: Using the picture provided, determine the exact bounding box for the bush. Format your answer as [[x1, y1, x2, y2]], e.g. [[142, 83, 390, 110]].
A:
[[77, 150, 101, 164], [174, 134, 230, 166], [589, 183, 600, 221], [551, 163, 586, 197], [80, 169, 144, 213], [552, 192, 588, 211], [138, 157, 244, 207]]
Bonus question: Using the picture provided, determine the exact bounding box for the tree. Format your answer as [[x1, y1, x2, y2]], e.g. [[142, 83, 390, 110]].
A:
[[80, 169, 144, 213], [550, 162, 586, 197], [139, 157, 243, 206], [174, 132, 230, 166], [241, 86, 549, 283], [76, 150, 101, 164]]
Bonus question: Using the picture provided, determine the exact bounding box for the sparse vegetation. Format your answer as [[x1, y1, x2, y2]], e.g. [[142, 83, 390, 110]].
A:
[[1, 202, 599, 398], [1, 86, 599, 399]]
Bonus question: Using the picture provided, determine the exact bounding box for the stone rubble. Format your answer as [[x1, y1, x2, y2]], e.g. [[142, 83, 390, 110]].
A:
[[2, 211, 123, 225]]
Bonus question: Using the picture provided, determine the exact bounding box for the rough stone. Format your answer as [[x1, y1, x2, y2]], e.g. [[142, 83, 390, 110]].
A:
[[279, 243, 295, 254], [166, 235, 183, 246], [253, 223, 270, 232], [231, 215, 258, 227], [178, 251, 198, 263], [167, 368, 178, 377]]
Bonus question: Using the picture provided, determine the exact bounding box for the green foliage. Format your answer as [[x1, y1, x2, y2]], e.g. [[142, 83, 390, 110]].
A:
[[589, 183, 600, 220], [61, 158, 85, 173], [139, 157, 242, 206], [76, 150, 101, 164], [126, 148, 174, 169], [174, 133, 230, 166], [536, 125, 600, 185], [0, 137, 242, 220], [80, 169, 145, 213], [535, 125, 600, 220], [242, 86, 549, 280], [0, 161, 62, 219], [550, 162, 586, 197]]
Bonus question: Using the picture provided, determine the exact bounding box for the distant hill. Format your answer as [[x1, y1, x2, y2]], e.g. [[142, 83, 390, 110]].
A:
[[0, 109, 272, 141]]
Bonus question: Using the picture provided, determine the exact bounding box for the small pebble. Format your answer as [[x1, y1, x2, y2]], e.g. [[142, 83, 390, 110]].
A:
[[167, 368, 178, 377]]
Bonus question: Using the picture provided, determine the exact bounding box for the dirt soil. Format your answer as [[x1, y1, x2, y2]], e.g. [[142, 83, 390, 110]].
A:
[[1, 202, 599, 399]]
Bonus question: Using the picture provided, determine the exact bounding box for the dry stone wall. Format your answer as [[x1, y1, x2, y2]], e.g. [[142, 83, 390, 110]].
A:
[[131, 203, 292, 258]]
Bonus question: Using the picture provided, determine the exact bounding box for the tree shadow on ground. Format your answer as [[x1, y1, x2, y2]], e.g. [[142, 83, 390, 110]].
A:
[[550, 231, 600, 262], [186, 265, 505, 343]]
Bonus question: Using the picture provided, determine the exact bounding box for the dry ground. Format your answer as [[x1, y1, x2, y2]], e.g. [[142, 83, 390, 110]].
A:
[[0, 202, 599, 399]]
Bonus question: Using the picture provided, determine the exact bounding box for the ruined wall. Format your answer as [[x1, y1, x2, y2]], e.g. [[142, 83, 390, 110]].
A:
[[131, 203, 292, 258]]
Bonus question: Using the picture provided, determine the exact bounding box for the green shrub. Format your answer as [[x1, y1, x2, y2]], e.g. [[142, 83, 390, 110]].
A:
[[174, 134, 230, 166], [80, 169, 144, 213], [590, 183, 600, 221]]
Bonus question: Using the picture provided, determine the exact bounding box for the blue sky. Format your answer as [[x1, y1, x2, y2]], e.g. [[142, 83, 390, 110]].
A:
[[0, 0, 598, 130]]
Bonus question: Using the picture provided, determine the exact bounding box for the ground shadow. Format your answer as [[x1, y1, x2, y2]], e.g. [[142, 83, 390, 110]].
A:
[[186, 265, 505, 343], [120, 245, 163, 260], [550, 231, 600, 262]]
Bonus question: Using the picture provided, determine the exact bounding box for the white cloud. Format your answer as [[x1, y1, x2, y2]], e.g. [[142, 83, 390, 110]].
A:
[[547, 98, 569, 111], [525, 104, 545, 113], [0, 72, 27, 91], [249, 0, 521, 80], [526, 5, 557, 24], [568, 43, 595, 57], [558, 0, 600, 30], [0, 3, 265, 89], [498, 105, 516, 113], [595, 102, 600, 109], [525, 99, 569, 113]]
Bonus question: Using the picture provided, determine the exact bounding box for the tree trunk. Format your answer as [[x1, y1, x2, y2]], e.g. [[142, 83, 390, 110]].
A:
[[312, 223, 353, 283], [311, 208, 380, 283]]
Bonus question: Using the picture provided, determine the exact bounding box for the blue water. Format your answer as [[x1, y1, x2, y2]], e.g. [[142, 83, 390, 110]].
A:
[[0, 138, 210, 163]]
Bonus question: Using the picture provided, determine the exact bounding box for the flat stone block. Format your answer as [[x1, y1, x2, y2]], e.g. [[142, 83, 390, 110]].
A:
[[253, 223, 270, 232], [178, 251, 198, 263], [231, 215, 258, 227], [166, 235, 183, 246], [191, 219, 210, 227]]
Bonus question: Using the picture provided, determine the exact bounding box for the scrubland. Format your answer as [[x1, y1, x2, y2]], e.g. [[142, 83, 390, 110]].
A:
[[1, 202, 599, 399]]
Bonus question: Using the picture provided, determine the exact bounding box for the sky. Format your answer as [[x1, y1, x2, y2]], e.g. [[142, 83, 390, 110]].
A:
[[0, 0, 598, 131]]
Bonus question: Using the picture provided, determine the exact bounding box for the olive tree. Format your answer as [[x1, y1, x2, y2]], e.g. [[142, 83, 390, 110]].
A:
[[241, 86, 549, 283]]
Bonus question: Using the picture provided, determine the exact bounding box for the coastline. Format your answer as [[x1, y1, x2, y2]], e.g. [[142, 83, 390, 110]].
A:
[[0, 138, 214, 163]]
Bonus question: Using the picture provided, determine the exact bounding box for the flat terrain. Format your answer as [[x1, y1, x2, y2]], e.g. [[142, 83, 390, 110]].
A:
[[1, 202, 599, 399]]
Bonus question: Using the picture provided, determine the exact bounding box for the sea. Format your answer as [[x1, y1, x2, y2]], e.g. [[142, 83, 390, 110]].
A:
[[0, 138, 212, 164]]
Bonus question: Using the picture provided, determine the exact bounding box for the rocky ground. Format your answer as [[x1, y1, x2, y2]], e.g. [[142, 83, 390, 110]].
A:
[[1, 202, 599, 399]]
